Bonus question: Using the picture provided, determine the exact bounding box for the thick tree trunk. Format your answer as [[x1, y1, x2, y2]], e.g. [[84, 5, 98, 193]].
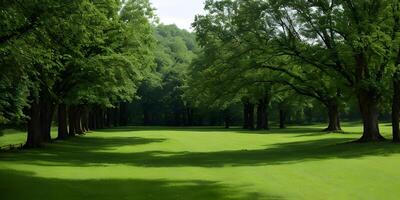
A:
[[25, 100, 42, 148], [256, 96, 270, 130], [265, 109, 270, 130], [40, 100, 55, 142], [392, 49, 400, 142], [279, 109, 286, 129], [392, 75, 400, 142], [248, 103, 255, 130], [243, 100, 255, 130], [68, 106, 76, 137], [324, 103, 342, 132], [243, 102, 249, 129], [256, 100, 265, 130], [355, 53, 385, 142], [81, 107, 89, 132], [357, 91, 385, 142], [74, 106, 84, 135], [57, 103, 68, 139], [223, 109, 231, 129], [89, 108, 97, 130]]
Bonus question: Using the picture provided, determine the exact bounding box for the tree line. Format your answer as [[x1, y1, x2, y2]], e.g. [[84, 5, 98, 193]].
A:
[[1, 0, 400, 148], [0, 0, 156, 147], [186, 0, 400, 142]]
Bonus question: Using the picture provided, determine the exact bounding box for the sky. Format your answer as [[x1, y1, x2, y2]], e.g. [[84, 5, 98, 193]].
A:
[[150, 0, 206, 31]]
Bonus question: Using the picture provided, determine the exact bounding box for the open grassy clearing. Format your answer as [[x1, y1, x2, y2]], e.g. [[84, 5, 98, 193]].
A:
[[0, 123, 399, 200]]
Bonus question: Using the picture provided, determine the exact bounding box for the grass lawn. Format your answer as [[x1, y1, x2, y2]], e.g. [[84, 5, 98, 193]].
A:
[[1, 123, 400, 200]]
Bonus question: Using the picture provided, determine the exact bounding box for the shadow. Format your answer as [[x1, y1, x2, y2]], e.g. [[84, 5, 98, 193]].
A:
[[52, 136, 167, 150], [2, 134, 400, 168], [0, 169, 282, 200], [97, 126, 325, 135]]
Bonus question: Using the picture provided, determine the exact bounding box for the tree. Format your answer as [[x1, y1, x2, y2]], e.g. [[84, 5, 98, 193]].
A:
[[192, 0, 346, 131], [0, 0, 156, 147], [263, 0, 400, 141]]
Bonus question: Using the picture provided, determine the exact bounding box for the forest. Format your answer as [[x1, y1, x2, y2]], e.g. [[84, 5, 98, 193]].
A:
[[1, 0, 400, 199]]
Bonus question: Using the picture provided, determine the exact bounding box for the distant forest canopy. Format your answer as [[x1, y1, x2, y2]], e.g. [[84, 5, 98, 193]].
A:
[[1, 0, 400, 147]]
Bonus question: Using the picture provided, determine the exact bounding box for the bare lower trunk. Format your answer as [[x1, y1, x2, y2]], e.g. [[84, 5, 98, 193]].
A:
[[324, 103, 342, 132], [82, 107, 89, 132], [256, 96, 270, 130], [25, 100, 42, 148], [57, 103, 68, 140], [392, 75, 400, 142], [40, 98, 55, 142], [223, 109, 231, 129], [68, 106, 76, 137], [75, 106, 84, 135], [248, 103, 255, 130], [357, 91, 385, 142], [243, 102, 249, 129], [355, 53, 385, 142], [256, 99, 266, 130]]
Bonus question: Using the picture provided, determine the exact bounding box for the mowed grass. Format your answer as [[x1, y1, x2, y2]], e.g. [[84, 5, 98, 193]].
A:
[[1, 123, 400, 200]]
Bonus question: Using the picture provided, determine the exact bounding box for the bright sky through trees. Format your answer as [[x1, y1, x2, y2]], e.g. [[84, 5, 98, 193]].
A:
[[150, 0, 205, 30]]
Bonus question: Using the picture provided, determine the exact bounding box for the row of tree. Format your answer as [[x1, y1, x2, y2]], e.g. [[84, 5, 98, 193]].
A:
[[186, 0, 400, 142], [2, 0, 399, 146], [0, 0, 156, 147]]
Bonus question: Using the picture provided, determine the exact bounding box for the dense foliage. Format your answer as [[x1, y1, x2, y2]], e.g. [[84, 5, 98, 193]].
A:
[[1, 0, 400, 147], [189, 0, 400, 142], [0, 0, 155, 147]]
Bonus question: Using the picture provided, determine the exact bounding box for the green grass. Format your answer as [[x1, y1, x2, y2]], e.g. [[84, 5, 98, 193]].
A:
[[1, 123, 400, 200]]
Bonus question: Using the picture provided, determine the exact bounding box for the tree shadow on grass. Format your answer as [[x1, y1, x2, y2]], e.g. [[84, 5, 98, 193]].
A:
[[97, 126, 326, 135], [2, 134, 400, 168], [52, 136, 167, 150], [0, 169, 283, 200]]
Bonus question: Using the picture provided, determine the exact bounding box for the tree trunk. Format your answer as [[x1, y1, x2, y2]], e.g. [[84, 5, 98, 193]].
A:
[[74, 106, 84, 135], [68, 106, 76, 137], [223, 109, 231, 129], [324, 103, 342, 132], [81, 106, 89, 132], [41, 100, 55, 142], [25, 100, 42, 148], [256, 100, 265, 130], [57, 103, 68, 140], [248, 103, 255, 130], [392, 48, 400, 142], [243, 102, 249, 129], [90, 108, 97, 130], [357, 91, 385, 142], [256, 96, 270, 130], [392, 74, 400, 142], [279, 109, 286, 129], [265, 108, 269, 130], [355, 53, 385, 142]]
